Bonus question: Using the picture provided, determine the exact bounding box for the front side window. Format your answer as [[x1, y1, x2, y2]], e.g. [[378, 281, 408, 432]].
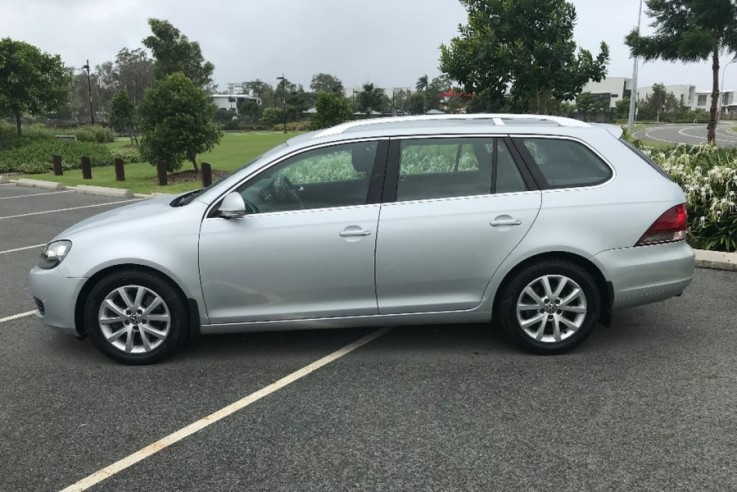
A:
[[236, 141, 377, 214], [519, 138, 612, 188], [395, 138, 526, 202]]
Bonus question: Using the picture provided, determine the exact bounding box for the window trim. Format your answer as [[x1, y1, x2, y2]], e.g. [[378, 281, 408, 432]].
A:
[[204, 138, 390, 219], [509, 135, 615, 190], [382, 135, 534, 204]]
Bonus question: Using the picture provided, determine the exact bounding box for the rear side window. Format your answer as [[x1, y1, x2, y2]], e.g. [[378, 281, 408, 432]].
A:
[[395, 138, 527, 202], [518, 138, 612, 188]]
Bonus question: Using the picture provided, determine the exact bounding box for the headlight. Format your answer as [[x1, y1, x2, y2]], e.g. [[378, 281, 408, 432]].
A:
[[39, 240, 72, 269]]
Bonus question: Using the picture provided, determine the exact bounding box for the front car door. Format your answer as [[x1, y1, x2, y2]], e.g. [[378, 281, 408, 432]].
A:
[[375, 136, 542, 314], [199, 140, 387, 324]]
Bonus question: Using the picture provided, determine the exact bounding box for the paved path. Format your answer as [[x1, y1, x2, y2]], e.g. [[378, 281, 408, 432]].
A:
[[633, 123, 737, 147]]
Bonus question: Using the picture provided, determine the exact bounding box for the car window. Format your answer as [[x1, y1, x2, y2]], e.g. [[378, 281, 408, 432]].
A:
[[236, 141, 377, 214], [395, 138, 525, 202], [519, 138, 612, 188], [495, 140, 527, 194]]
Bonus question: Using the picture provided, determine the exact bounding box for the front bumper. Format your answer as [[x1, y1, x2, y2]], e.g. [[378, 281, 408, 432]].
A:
[[28, 266, 87, 335], [593, 241, 695, 310]]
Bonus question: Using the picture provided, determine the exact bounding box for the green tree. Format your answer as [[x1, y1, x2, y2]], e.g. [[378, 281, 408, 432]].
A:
[[615, 97, 631, 120], [142, 19, 214, 87], [243, 80, 275, 108], [408, 92, 426, 115], [113, 48, 155, 104], [260, 107, 283, 127], [310, 92, 353, 130], [356, 83, 386, 114], [625, 0, 737, 144], [0, 38, 71, 136], [110, 90, 137, 143], [440, 0, 609, 114], [310, 73, 344, 94], [416, 74, 429, 92], [576, 92, 609, 121], [647, 83, 668, 122], [137, 73, 221, 173]]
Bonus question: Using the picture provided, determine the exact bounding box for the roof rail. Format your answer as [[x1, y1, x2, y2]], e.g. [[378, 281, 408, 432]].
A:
[[314, 113, 589, 138]]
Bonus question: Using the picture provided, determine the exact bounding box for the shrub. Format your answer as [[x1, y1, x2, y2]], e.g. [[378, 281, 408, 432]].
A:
[[0, 122, 114, 145], [644, 144, 737, 252], [271, 121, 311, 132], [111, 146, 142, 164], [0, 140, 113, 174], [73, 126, 115, 143]]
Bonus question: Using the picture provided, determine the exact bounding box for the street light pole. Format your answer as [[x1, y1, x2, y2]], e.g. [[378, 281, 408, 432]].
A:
[[717, 58, 736, 124], [276, 74, 287, 134], [82, 60, 94, 125], [627, 0, 644, 135]]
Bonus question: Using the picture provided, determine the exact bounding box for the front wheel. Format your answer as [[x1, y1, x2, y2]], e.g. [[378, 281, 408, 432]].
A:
[[84, 269, 188, 364], [497, 260, 601, 355]]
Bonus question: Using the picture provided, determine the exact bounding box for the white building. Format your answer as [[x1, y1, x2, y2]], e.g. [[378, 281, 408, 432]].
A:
[[210, 94, 261, 114], [582, 77, 633, 108], [586, 77, 737, 115], [638, 84, 696, 108]]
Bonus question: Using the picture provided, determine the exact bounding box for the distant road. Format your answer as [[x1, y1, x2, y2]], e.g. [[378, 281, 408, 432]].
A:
[[632, 123, 737, 147]]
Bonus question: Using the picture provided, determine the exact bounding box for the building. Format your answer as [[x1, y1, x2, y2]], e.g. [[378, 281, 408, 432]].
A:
[[585, 77, 736, 115], [210, 93, 261, 114], [638, 84, 696, 108], [582, 77, 633, 108]]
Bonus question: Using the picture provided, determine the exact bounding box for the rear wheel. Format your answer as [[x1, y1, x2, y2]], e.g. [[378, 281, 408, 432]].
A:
[[84, 269, 188, 364], [498, 260, 600, 354]]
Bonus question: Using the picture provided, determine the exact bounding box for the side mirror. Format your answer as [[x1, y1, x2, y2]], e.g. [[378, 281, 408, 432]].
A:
[[219, 192, 246, 219]]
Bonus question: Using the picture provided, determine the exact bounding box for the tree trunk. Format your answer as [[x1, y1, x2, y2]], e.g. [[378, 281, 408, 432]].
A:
[[191, 156, 199, 174], [707, 46, 719, 145], [15, 112, 21, 137]]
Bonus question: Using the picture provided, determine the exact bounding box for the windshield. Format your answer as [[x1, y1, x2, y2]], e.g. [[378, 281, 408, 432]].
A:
[[171, 143, 289, 207]]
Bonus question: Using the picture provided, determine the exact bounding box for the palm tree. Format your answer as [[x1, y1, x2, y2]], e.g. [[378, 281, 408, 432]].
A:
[[416, 74, 429, 92]]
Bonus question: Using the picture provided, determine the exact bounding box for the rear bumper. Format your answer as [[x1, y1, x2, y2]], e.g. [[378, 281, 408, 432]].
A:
[[28, 266, 86, 335], [593, 241, 695, 310]]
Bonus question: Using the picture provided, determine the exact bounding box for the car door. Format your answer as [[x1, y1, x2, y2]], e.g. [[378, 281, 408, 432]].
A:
[[199, 140, 387, 324], [375, 136, 541, 314]]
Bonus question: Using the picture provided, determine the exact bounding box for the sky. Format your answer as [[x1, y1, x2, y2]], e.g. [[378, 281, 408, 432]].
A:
[[1, 0, 735, 92]]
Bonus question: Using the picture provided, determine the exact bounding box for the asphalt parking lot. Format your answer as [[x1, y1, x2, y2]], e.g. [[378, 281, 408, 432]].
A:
[[1, 182, 736, 491]]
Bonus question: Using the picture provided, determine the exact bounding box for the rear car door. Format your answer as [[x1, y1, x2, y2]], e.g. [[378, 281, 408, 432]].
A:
[[375, 136, 541, 314]]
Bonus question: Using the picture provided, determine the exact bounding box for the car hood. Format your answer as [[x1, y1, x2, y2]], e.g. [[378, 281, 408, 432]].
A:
[[53, 194, 177, 240]]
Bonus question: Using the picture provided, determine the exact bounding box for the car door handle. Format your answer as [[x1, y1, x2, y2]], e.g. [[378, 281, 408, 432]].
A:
[[490, 218, 522, 227], [339, 229, 372, 237]]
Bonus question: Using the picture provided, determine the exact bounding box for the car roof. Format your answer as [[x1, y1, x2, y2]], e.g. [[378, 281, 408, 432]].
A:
[[286, 114, 622, 148]]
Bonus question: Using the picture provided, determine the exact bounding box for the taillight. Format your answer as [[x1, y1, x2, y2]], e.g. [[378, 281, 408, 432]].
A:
[[636, 204, 688, 246]]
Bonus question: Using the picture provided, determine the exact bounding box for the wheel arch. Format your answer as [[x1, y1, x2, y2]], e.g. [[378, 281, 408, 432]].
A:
[[491, 251, 613, 326], [74, 263, 201, 339]]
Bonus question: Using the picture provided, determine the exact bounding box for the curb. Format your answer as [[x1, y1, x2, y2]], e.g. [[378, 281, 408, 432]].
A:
[[72, 185, 134, 198], [15, 178, 66, 191], [694, 249, 737, 272]]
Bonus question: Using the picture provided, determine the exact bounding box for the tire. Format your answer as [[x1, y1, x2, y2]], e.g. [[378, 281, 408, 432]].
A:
[[497, 259, 601, 355], [84, 269, 188, 365]]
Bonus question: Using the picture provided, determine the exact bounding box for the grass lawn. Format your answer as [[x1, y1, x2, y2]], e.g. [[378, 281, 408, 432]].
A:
[[19, 132, 299, 194], [732, 126, 737, 134]]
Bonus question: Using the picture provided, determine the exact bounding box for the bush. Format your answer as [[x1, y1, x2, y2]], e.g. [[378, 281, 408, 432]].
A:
[[0, 122, 114, 144], [111, 146, 142, 164], [271, 121, 311, 132], [0, 140, 113, 174], [73, 126, 115, 143], [644, 144, 737, 252]]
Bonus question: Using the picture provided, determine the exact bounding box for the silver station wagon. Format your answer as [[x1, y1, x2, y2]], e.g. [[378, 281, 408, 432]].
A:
[[29, 114, 695, 364]]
